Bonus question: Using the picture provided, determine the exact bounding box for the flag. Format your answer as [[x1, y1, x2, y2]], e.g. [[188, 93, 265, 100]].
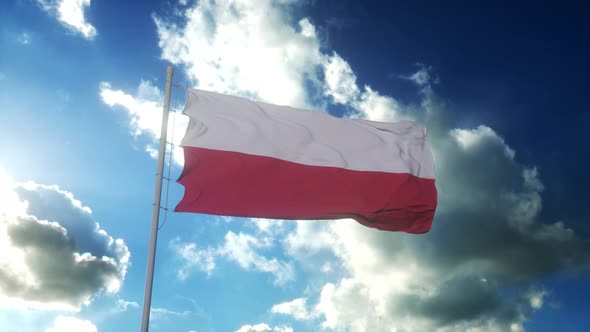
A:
[[175, 89, 437, 233]]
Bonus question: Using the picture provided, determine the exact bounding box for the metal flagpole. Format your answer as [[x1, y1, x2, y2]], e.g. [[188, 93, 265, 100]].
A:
[[141, 66, 174, 332]]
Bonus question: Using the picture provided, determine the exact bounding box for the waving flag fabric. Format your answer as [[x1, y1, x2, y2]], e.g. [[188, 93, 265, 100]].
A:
[[175, 89, 437, 233]]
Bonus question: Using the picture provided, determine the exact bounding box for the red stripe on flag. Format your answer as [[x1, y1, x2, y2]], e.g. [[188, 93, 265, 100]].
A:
[[175, 147, 437, 233]]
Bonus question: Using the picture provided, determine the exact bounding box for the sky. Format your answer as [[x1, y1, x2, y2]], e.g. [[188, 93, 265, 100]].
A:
[[0, 0, 589, 331]]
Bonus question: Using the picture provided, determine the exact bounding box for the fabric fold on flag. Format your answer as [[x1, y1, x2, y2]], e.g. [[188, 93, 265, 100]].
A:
[[175, 89, 437, 233]]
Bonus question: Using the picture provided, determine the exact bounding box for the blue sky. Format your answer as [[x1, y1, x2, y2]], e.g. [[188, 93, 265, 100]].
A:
[[1, 1, 589, 331]]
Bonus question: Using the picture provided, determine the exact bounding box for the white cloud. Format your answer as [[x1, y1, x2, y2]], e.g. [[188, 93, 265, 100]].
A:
[[44, 316, 97, 332], [153, 0, 323, 108], [322, 52, 360, 105], [150, 307, 191, 321], [271, 297, 316, 320], [354, 86, 404, 122], [220, 231, 294, 285], [57, 0, 96, 39], [284, 220, 337, 257], [250, 218, 285, 235], [171, 230, 294, 286], [116, 299, 139, 312], [17, 32, 31, 45], [99, 81, 188, 166], [0, 168, 129, 311], [36, 0, 97, 39], [402, 64, 440, 87], [528, 289, 547, 310], [317, 277, 398, 331], [170, 237, 216, 279], [235, 323, 293, 332], [99, 81, 162, 138]]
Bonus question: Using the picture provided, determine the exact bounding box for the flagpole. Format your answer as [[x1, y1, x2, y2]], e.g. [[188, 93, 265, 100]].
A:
[[141, 65, 174, 332]]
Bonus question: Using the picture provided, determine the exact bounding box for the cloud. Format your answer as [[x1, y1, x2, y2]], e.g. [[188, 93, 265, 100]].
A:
[[36, 0, 97, 39], [171, 230, 294, 286], [284, 220, 337, 257], [170, 237, 216, 279], [235, 323, 293, 332], [0, 169, 129, 311], [250, 218, 286, 235], [150, 307, 191, 321], [99, 81, 163, 138], [219, 231, 295, 285], [17, 32, 31, 45], [322, 52, 360, 105], [44, 316, 97, 332], [99, 81, 188, 166], [401, 63, 440, 87], [271, 298, 316, 320], [153, 0, 323, 108], [115, 299, 139, 312]]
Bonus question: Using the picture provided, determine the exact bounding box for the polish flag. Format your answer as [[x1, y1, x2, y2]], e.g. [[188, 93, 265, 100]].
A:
[[175, 89, 437, 233]]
